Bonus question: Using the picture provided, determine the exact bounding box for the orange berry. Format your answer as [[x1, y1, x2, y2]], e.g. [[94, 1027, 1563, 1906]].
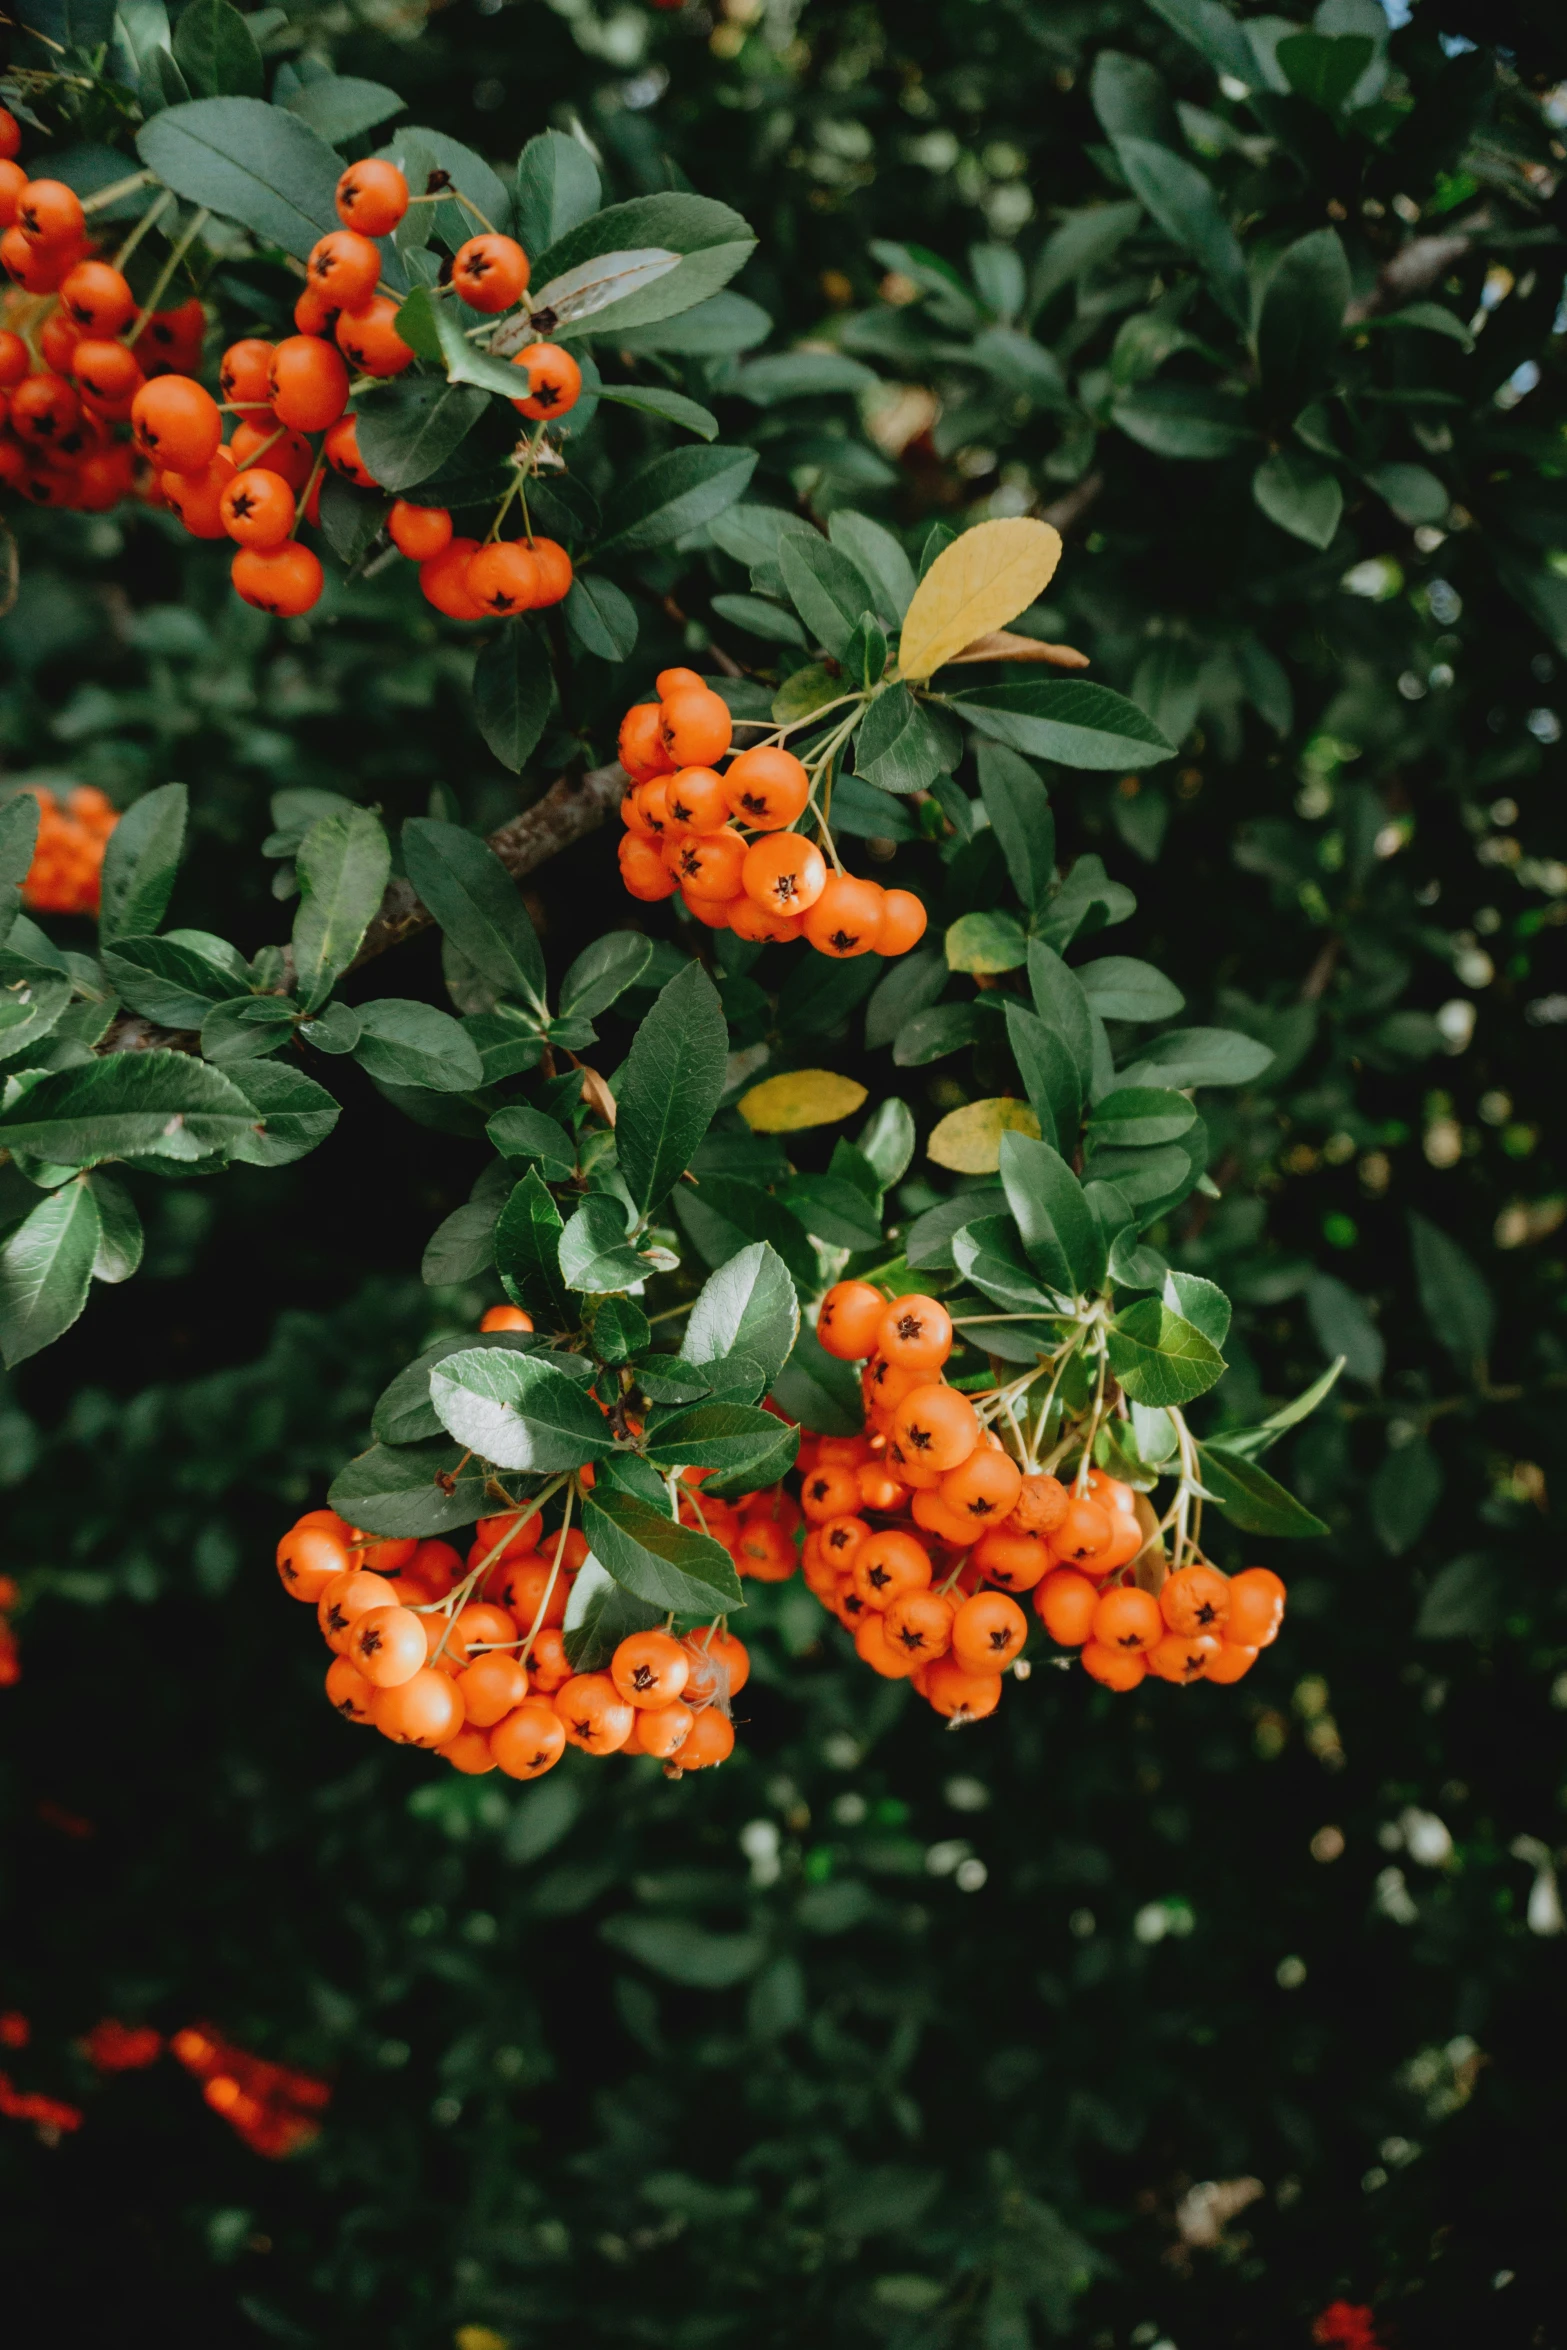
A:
[[1160, 1563, 1230, 1638], [553, 1672, 634, 1755], [1204, 1641, 1258, 1684], [357, 1535, 420, 1580], [388, 499, 452, 561], [800, 1462, 862, 1523], [851, 1528, 932, 1610], [307, 229, 381, 308], [911, 1487, 981, 1547], [0, 161, 21, 231], [678, 1638, 721, 1710], [874, 888, 928, 956], [0, 111, 18, 163], [1049, 1496, 1114, 1568], [1081, 1639, 1146, 1692], [131, 375, 221, 473], [466, 540, 541, 616], [1227, 1567, 1286, 1648], [18, 179, 85, 249], [231, 541, 323, 618], [61, 260, 135, 335], [509, 339, 581, 417], [421, 535, 487, 620], [372, 1666, 464, 1746], [1146, 1630, 1219, 1684], [438, 1725, 499, 1774], [803, 873, 884, 958], [815, 1514, 870, 1576], [454, 1651, 530, 1727], [681, 888, 739, 931], [317, 1568, 396, 1653], [876, 1294, 954, 1372], [276, 1520, 350, 1602], [1090, 1585, 1163, 1653], [335, 296, 414, 377], [722, 746, 812, 830], [856, 1458, 908, 1514], [528, 536, 573, 606], [293, 282, 340, 338], [669, 1708, 735, 1769], [160, 451, 235, 536], [735, 1518, 795, 1580], [403, 1538, 461, 1597], [1033, 1567, 1099, 1645], [922, 1656, 1002, 1721], [219, 465, 294, 550], [10, 372, 78, 447], [230, 418, 313, 487], [889, 1383, 977, 1477], [855, 1610, 920, 1678], [491, 1699, 566, 1778], [668, 826, 746, 900], [347, 1604, 428, 1688], [741, 831, 827, 917], [325, 1654, 376, 1724], [619, 832, 679, 901], [323, 414, 376, 487], [626, 1699, 696, 1759], [662, 766, 730, 833], [1012, 1474, 1070, 1535], [618, 701, 674, 783], [0, 332, 29, 388], [219, 336, 275, 406], [610, 1630, 691, 1710], [656, 667, 705, 697], [951, 1589, 1027, 1673], [660, 688, 731, 767], [336, 158, 408, 236], [864, 1356, 922, 1416], [938, 1445, 1022, 1532], [453, 233, 530, 312], [71, 338, 141, 406], [971, 1525, 1051, 1591], [706, 1628, 749, 1697], [479, 1304, 534, 1335], [269, 333, 350, 431], [882, 1585, 954, 1660], [525, 1627, 572, 1694]]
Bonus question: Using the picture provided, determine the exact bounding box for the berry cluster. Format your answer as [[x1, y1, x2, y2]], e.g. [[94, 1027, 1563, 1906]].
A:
[[277, 1497, 747, 1782], [16, 781, 117, 916], [798, 1280, 1287, 1714], [616, 669, 928, 957], [169, 2024, 330, 2159]]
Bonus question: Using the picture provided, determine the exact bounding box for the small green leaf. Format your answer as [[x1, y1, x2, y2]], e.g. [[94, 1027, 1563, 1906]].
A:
[[559, 930, 652, 1022], [495, 1168, 571, 1330], [974, 742, 1055, 913], [582, 1485, 744, 1614], [292, 807, 390, 1014], [329, 1436, 492, 1537], [486, 1105, 575, 1179], [98, 782, 187, 945], [617, 961, 728, 1215], [354, 999, 484, 1093], [429, 1345, 610, 1471], [681, 1241, 799, 1384], [1106, 1299, 1225, 1406], [1409, 1211, 1495, 1374], [1077, 956, 1184, 1024], [999, 1129, 1104, 1296], [0, 1179, 101, 1366], [945, 910, 1027, 974], [558, 1195, 648, 1292], [402, 817, 547, 1012], [1196, 1442, 1328, 1537], [471, 625, 554, 777]]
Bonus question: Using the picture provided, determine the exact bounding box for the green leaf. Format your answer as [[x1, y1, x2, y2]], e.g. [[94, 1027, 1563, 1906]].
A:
[[430, 1345, 610, 1471], [777, 1173, 883, 1252], [1305, 1274, 1383, 1388], [1409, 1212, 1495, 1374], [617, 962, 728, 1216], [674, 1177, 815, 1297], [998, 1129, 1104, 1296], [0, 1050, 257, 1168], [562, 1569, 665, 1673], [386, 125, 512, 252], [222, 1059, 339, 1168], [563, 573, 639, 664], [328, 1436, 491, 1538], [403, 818, 547, 1012], [1084, 1134, 1204, 1223], [581, 1485, 743, 1614], [1106, 1299, 1226, 1406], [137, 96, 342, 260], [1253, 450, 1343, 550], [945, 911, 1027, 974], [1112, 383, 1253, 459], [857, 1099, 914, 1189], [830, 511, 917, 623], [771, 663, 842, 726], [0, 796, 39, 950], [317, 473, 391, 565], [1111, 136, 1249, 327], [515, 129, 602, 260], [855, 684, 952, 795], [371, 1329, 547, 1447], [612, 290, 771, 357], [1197, 1442, 1329, 1537], [1257, 229, 1349, 409], [100, 933, 249, 1029], [353, 999, 484, 1093], [296, 999, 360, 1055], [495, 1168, 571, 1330], [769, 1323, 863, 1435], [1144, 0, 1257, 84], [0, 954, 73, 1068], [354, 379, 488, 496], [1162, 1269, 1230, 1348], [599, 1915, 765, 1988], [85, 1171, 142, 1283], [1004, 1001, 1078, 1150], [595, 382, 719, 440], [680, 1241, 799, 1385], [559, 931, 651, 1023], [292, 808, 390, 1014], [776, 533, 872, 661], [99, 783, 186, 945], [1414, 1553, 1502, 1642], [283, 75, 405, 144], [598, 445, 758, 557], [558, 1194, 647, 1292], [1038, 856, 1138, 953], [974, 742, 1055, 912], [1276, 29, 1375, 114], [906, 1185, 1007, 1270], [1077, 956, 1184, 1023], [1365, 462, 1449, 528], [171, 0, 262, 97], [1087, 1088, 1196, 1148], [0, 1179, 101, 1367], [486, 1106, 575, 1179], [953, 1216, 1061, 1313], [892, 1002, 981, 1068], [1027, 940, 1094, 1084], [955, 679, 1174, 770], [471, 625, 554, 777], [530, 191, 755, 340], [644, 1400, 798, 1480], [1112, 1026, 1274, 1089], [421, 1197, 501, 1285], [1370, 1435, 1443, 1556], [711, 593, 807, 649]]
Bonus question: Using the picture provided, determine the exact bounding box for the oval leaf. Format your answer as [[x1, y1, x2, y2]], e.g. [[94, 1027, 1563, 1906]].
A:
[[738, 1069, 868, 1134], [898, 518, 1063, 682], [928, 1097, 1040, 1175]]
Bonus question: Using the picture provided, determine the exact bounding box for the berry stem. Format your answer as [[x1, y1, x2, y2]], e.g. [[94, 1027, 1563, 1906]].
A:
[[85, 167, 157, 216], [122, 205, 211, 350], [294, 446, 327, 531], [111, 187, 172, 275], [516, 1486, 576, 1667]]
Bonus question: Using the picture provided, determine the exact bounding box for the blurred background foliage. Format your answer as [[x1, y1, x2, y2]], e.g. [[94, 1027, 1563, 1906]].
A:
[[2, 0, 1566, 2343]]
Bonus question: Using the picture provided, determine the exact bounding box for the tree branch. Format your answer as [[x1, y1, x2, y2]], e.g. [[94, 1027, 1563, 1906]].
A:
[[105, 758, 627, 1053]]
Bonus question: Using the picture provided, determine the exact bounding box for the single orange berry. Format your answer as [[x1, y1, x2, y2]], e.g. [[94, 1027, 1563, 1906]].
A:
[[874, 889, 928, 956], [161, 449, 237, 539], [479, 1303, 534, 1334], [372, 1667, 465, 1747], [269, 334, 350, 432], [803, 873, 884, 959], [0, 332, 29, 389], [618, 701, 674, 783], [818, 1280, 887, 1361], [454, 1651, 530, 1727], [71, 339, 141, 406], [1090, 1585, 1163, 1653], [324, 414, 376, 487], [453, 233, 530, 312], [620, 832, 680, 901], [876, 1294, 954, 1372], [922, 1656, 1002, 1721], [438, 1725, 499, 1774], [855, 1610, 921, 1678], [528, 536, 573, 606], [722, 745, 811, 830], [851, 1528, 933, 1611], [1146, 1630, 1219, 1684], [18, 179, 85, 249], [911, 1487, 982, 1548], [491, 1699, 566, 1778], [610, 1630, 691, 1710], [131, 375, 221, 473], [276, 1520, 350, 1602], [1226, 1567, 1286, 1648], [951, 1589, 1027, 1673], [971, 1525, 1051, 1591], [553, 1672, 635, 1755], [882, 1585, 955, 1660], [1049, 1496, 1114, 1567], [660, 688, 731, 767], [662, 766, 730, 833], [669, 1709, 734, 1769], [800, 1462, 862, 1524], [509, 339, 581, 417], [219, 466, 295, 550], [347, 1604, 428, 1688], [1033, 1567, 1099, 1646], [61, 260, 135, 335], [938, 1445, 1022, 1531], [317, 1568, 397, 1653], [467, 540, 541, 616], [0, 110, 19, 163], [1160, 1563, 1231, 1638], [307, 229, 382, 308], [626, 1699, 696, 1759], [325, 1654, 376, 1724], [668, 826, 747, 900], [335, 297, 414, 377], [889, 1383, 977, 1477], [1204, 1641, 1259, 1684], [1011, 1474, 1070, 1535], [230, 418, 313, 487], [1080, 1639, 1146, 1692], [336, 158, 409, 235], [231, 541, 323, 618], [219, 337, 275, 406], [741, 831, 827, 917], [388, 499, 452, 561], [421, 536, 487, 621]]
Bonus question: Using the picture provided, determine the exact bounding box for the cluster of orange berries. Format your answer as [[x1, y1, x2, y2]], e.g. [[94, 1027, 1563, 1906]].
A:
[[169, 2023, 330, 2159], [615, 670, 928, 956], [797, 1280, 1287, 1714], [14, 781, 118, 916], [276, 1500, 747, 1781]]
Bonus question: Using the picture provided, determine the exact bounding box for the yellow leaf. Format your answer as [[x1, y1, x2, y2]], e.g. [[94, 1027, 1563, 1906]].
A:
[[455, 2331, 510, 2350], [927, 1097, 1040, 1174], [897, 519, 1064, 683], [738, 1068, 868, 1134]]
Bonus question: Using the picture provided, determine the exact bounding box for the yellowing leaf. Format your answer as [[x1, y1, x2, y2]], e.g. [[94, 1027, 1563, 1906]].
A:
[[739, 1069, 868, 1133], [927, 1097, 1041, 1174], [897, 519, 1064, 683]]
